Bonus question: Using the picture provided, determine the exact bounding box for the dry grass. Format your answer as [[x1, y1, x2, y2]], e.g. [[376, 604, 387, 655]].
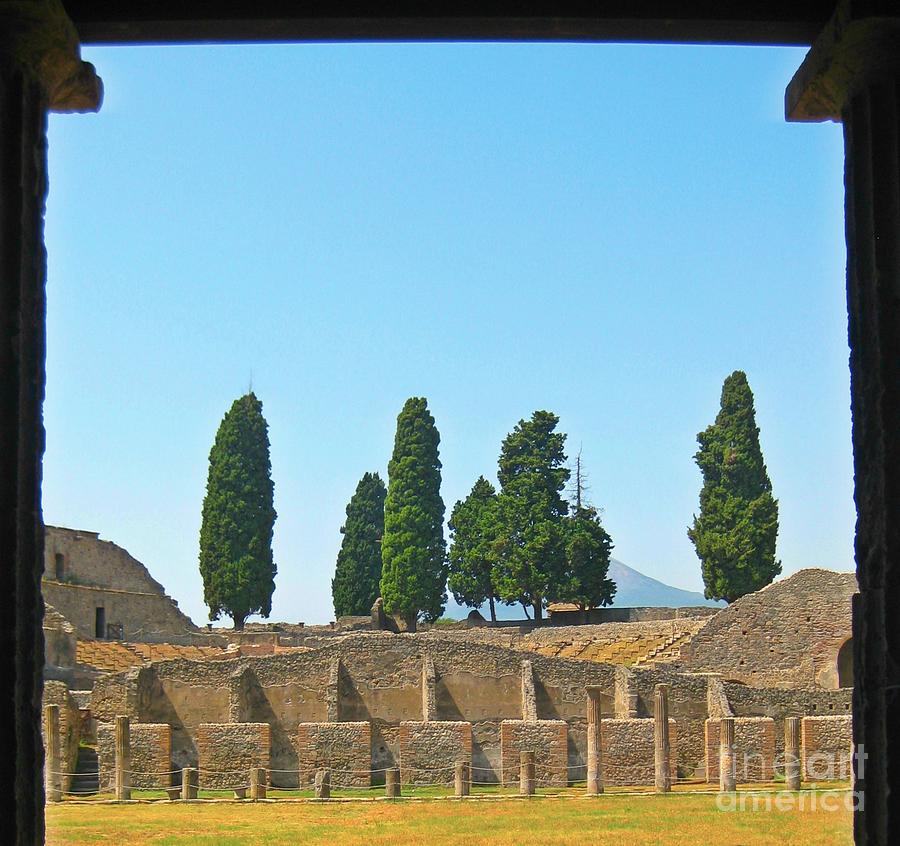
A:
[[46, 790, 853, 846]]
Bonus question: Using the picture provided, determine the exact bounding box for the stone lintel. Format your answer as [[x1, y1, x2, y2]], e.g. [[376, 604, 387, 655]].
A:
[[786, 0, 900, 122], [0, 0, 102, 112]]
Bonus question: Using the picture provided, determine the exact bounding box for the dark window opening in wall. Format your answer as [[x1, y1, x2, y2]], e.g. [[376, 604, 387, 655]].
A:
[[95, 606, 106, 639], [54, 552, 65, 580]]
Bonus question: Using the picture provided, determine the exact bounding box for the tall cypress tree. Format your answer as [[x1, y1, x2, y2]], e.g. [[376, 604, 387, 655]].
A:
[[493, 410, 570, 622], [380, 397, 447, 631], [688, 371, 781, 602], [199, 392, 277, 630], [332, 472, 386, 618], [448, 476, 502, 622], [559, 505, 616, 611]]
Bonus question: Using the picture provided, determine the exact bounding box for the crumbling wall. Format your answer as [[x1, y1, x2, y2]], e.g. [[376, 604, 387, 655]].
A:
[[675, 569, 856, 689], [801, 715, 852, 781], [42, 681, 81, 793], [196, 723, 270, 789], [296, 722, 370, 788], [500, 720, 567, 787], [704, 717, 776, 783], [399, 721, 471, 785], [97, 722, 172, 790], [601, 718, 678, 786]]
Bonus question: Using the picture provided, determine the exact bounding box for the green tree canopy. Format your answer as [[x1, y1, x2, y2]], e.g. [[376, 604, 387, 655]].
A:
[[199, 392, 277, 630], [448, 476, 504, 622], [559, 505, 616, 611], [380, 397, 447, 630], [332, 472, 386, 618], [687, 370, 781, 602], [493, 410, 570, 621]]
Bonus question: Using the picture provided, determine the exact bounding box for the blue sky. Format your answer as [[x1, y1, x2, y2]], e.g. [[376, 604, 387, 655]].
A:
[[43, 42, 850, 626]]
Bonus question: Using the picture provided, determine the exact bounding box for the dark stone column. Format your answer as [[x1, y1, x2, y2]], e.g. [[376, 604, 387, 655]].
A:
[[653, 684, 671, 793], [0, 4, 100, 840], [787, 4, 900, 844], [585, 686, 603, 795]]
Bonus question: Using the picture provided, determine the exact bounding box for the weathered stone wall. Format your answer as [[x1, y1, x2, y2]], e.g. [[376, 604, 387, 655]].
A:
[[500, 720, 567, 787], [676, 569, 856, 689], [196, 723, 270, 790], [97, 722, 172, 790], [400, 721, 471, 785], [42, 525, 200, 643], [43, 604, 77, 670], [296, 722, 371, 788], [548, 606, 719, 625], [704, 718, 776, 783], [43, 580, 200, 644], [87, 632, 853, 789], [42, 681, 81, 793], [801, 715, 852, 781], [600, 718, 678, 786]]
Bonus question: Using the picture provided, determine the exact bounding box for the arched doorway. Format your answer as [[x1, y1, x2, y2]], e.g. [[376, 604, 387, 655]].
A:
[[837, 638, 853, 688]]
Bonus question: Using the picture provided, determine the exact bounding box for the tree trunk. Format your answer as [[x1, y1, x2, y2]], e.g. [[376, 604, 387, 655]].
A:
[[520, 602, 531, 620], [533, 603, 543, 623], [233, 613, 247, 631], [404, 611, 417, 633], [488, 596, 496, 624]]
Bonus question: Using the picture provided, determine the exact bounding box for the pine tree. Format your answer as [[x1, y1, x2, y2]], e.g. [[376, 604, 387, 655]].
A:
[[448, 476, 503, 622], [332, 472, 386, 618], [199, 392, 277, 630], [380, 397, 447, 631], [560, 505, 616, 611], [493, 410, 570, 622], [688, 371, 781, 602]]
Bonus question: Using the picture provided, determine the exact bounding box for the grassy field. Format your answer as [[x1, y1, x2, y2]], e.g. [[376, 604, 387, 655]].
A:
[[46, 790, 854, 846]]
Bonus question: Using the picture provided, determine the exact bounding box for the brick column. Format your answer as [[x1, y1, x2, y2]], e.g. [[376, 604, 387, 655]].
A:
[[0, 4, 101, 841], [785, 717, 801, 791], [787, 6, 900, 843], [519, 751, 535, 796], [115, 715, 131, 801], [586, 686, 603, 795], [44, 705, 61, 803], [719, 717, 736, 792], [654, 684, 671, 793]]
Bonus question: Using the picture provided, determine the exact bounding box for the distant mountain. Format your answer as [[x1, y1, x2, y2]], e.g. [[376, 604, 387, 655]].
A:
[[444, 558, 723, 621]]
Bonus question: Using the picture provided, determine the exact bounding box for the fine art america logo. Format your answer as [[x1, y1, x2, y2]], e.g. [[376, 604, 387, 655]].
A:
[[716, 746, 864, 813]]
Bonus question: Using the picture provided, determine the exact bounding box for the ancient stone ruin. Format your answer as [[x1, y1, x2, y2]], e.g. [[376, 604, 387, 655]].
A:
[[41, 526, 856, 796]]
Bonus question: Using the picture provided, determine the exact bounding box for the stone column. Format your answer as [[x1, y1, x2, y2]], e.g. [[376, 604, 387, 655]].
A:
[[787, 7, 900, 844], [654, 684, 671, 793], [719, 717, 736, 792], [0, 4, 101, 842], [785, 717, 801, 791], [44, 705, 61, 803], [315, 767, 331, 799], [114, 715, 131, 801], [455, 761, 470, 797], [181, 767, 198, 800], [586, 686, 603, 795], [519, 751, 535, 796], [385, 767, 401, 798]]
